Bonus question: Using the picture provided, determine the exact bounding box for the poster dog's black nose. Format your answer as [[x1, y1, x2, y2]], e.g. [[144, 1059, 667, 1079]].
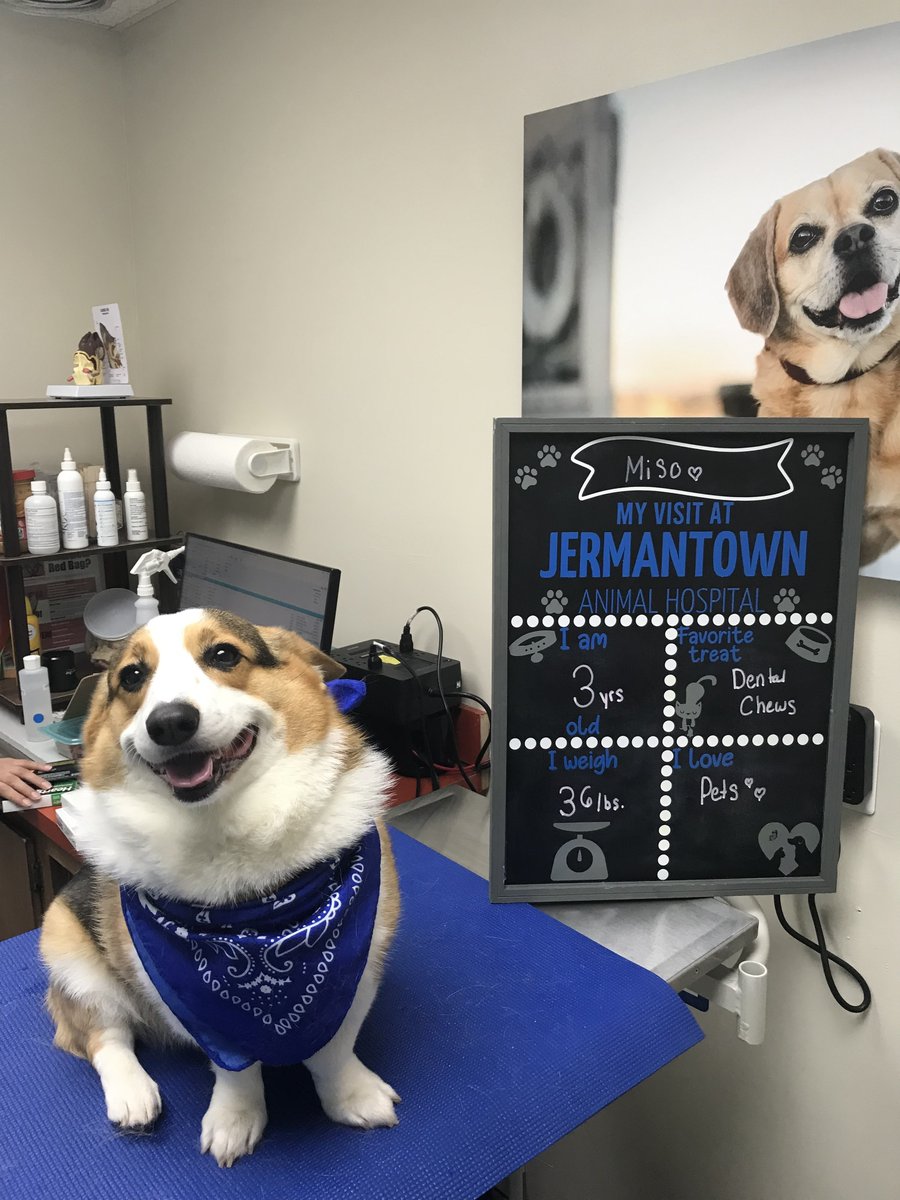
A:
[[833, 222, 875, 258]]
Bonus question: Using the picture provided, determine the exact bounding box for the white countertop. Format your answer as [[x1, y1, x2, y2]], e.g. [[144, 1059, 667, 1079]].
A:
[[0, 702, 68, 762]]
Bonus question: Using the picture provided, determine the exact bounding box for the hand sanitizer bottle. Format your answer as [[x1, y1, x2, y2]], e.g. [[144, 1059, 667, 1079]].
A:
[[19, 654, 53, 741]]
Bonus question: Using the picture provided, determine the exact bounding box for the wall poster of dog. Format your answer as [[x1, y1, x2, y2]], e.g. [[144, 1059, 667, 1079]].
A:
[[521, 20, 900, 581]]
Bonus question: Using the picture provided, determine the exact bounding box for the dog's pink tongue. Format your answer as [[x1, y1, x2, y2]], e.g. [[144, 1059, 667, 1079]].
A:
[[164, 753, 214, 789], [839, 281, 889, 319]]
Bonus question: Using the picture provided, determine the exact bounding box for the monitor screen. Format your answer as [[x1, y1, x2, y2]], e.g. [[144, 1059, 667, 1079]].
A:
[[177, 533, 340, 652]]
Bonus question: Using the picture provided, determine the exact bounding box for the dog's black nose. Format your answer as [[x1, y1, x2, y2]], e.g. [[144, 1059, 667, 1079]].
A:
[[146, 702, 201, 747], [833, 222, 876, 258]]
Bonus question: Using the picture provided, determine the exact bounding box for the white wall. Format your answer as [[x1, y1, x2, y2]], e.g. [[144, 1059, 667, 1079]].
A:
[[12, 1, 894, 1196], [0, 9, 141, 473]]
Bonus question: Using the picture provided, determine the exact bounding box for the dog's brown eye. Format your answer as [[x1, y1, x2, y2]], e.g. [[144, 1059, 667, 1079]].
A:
[[120, 663, 147, 693], [867, 187, 898, 217], [204, 643, 242, 671], [789, 225, 821, 254]]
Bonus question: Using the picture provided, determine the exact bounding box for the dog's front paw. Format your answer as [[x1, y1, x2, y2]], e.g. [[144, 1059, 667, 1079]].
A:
[[104, 1064, 162, 1130], [315, 1055, 400, 1129], [200, 1101, 267, 1168]]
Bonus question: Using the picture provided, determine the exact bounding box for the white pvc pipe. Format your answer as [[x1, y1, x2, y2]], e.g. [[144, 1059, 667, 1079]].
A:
[[737, 960, 768, 1045]]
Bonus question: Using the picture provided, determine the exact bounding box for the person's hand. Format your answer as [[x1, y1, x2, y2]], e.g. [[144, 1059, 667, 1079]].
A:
[[0, 758, 52, 808]]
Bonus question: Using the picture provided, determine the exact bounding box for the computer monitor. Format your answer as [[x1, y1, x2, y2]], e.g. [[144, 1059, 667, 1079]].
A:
[[177, 533, 340, 652]]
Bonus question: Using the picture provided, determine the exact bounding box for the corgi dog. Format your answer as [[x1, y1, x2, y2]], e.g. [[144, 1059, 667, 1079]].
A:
[[40, 609, 400, 1167]]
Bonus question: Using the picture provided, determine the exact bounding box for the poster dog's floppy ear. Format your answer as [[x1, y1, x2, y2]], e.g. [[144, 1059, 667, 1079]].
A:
[[874, 147, 900, 182], [726, 203, 780, 337]]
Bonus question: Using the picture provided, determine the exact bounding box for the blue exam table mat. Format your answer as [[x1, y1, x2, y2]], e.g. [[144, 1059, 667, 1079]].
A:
[[0, 830, 702, 1199]]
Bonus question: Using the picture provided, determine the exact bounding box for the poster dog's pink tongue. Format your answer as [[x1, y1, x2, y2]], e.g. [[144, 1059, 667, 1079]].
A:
[[839, 281, 889, 319], [164, 753, 214, 789]]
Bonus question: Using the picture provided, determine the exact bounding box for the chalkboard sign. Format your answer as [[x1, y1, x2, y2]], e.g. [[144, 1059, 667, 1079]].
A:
[[491, 419, 867, 902]]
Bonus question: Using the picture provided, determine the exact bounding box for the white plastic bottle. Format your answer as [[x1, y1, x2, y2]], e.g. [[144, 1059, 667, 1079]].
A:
[[57, 448, 88, 550], [23, 481, 60, 554], [124, 468, 148, 542], [134, 576, 160, 626], [93, 468, 118, 547], [131, 546, 185, 627], [19, 654, 53, 741]]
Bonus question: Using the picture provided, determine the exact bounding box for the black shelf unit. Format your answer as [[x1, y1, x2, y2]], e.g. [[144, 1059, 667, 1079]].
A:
[[0, 397, 174, 718]]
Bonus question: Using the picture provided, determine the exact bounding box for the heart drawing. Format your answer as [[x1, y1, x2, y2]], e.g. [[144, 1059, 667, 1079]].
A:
[[688, 466, 703, 481], [758, 821, 820, 875]]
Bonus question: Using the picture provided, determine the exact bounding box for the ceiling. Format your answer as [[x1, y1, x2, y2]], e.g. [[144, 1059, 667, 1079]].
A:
[[2, 0, 178, 28]]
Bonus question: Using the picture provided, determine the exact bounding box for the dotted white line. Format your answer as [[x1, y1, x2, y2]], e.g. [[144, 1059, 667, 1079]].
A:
[[512, 611, 831, 628], [509, 731, 825, 750], [659, 674, 672, 865]]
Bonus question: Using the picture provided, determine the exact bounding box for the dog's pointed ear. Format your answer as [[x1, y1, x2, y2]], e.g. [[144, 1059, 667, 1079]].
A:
[[726, 203, 780, 337], [303, 645, 346, 682], [256, 626, 346, 681], [874, 147, 900, 182]]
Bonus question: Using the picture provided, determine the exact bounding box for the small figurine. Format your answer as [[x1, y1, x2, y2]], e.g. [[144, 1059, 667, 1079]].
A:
[[68, 331, 104, 386]]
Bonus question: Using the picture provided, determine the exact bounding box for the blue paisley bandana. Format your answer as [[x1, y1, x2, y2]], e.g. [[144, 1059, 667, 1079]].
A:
[[325, 677, 366, 712], [121, 827, 381, 1071]]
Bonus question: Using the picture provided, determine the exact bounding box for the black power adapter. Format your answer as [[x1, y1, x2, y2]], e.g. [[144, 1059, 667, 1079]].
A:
[[843, 704, 876, 809], [332, 639, 462, 777]]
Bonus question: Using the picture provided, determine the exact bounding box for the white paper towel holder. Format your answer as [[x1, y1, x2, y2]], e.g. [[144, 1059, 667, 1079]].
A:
[[244, 438, 301, 483], [168, 432, 301, 491]]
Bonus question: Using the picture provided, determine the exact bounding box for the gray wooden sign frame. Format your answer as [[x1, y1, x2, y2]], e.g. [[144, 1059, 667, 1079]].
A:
[[491, 417, 868, 903]]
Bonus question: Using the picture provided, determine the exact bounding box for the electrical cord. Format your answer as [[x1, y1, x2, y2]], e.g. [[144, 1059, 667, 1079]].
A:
[[774, 894, 872, 1013], [401, 606, 477, 791], [456, 689, 492, 773]]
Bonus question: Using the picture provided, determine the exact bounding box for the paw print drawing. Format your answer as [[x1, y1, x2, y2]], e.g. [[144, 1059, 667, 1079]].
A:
[[801, 444, 823, 467], [515, 465, 538, 490], [821, 466, 844, 490], [538, 444, 562, 469], [541, 589, 568, 616], [773, 587, 800, 613]]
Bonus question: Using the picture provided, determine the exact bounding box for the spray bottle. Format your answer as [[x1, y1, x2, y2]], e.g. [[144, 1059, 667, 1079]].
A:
[[130, 545, 184, 627]]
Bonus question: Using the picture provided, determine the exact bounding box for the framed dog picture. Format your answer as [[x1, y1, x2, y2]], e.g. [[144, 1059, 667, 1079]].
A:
[[492, 418, 867, 903], [522, 95, 617, 416], [522, 21, 900, 583]]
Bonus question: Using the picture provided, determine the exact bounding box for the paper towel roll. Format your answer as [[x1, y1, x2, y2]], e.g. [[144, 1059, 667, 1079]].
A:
[[168, 432, 281, 494]]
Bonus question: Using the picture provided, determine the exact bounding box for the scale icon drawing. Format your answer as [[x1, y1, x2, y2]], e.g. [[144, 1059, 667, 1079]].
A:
[[551, 822, 610, 882]]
